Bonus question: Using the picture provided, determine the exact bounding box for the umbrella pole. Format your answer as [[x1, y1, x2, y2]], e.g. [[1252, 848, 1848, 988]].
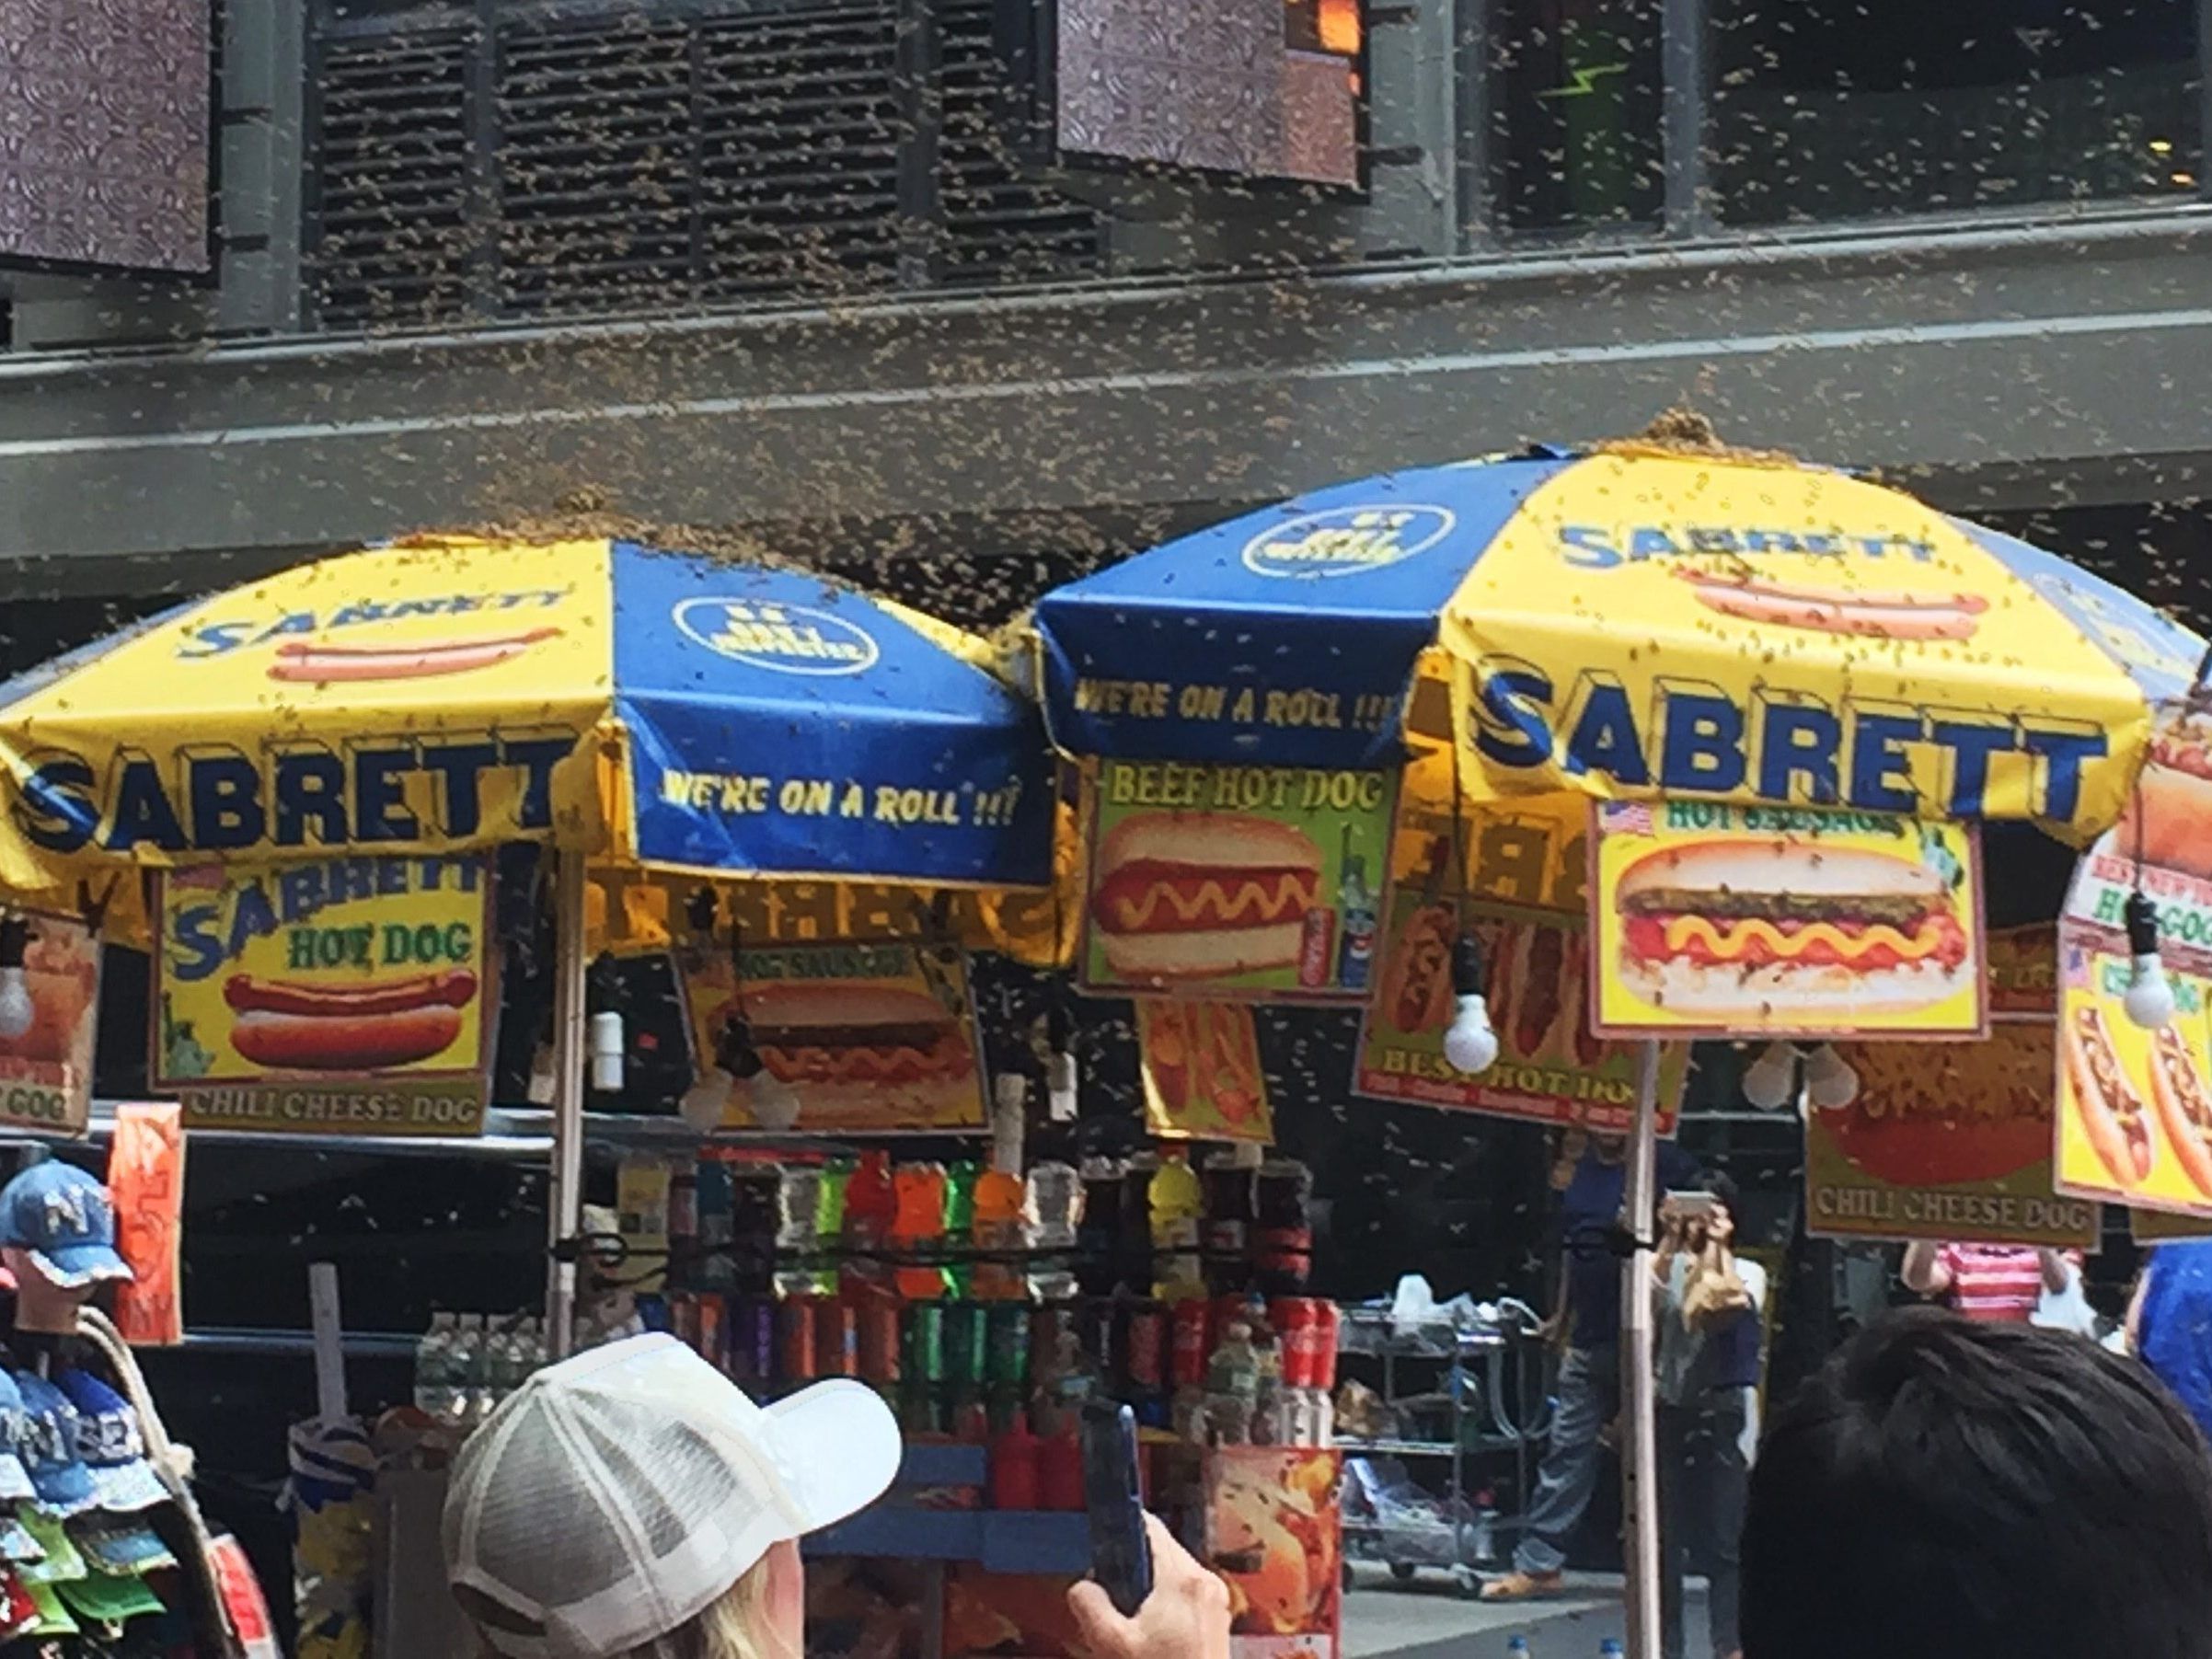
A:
[[545, 849, 589, 1360], [1620, 1039, 1664, 1659]]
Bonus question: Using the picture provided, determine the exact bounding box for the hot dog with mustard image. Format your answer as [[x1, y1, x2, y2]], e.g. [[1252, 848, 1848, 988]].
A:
[[224, 969, 477, 1070]]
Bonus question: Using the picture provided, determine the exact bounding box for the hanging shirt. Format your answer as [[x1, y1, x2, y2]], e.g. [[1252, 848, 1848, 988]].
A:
[[2138, 1240, 2212, 1443]]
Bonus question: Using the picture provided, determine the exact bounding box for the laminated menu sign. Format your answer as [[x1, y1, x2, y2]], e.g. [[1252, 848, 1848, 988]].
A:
[[2056, 698, 2212, 1218], [1204, 1446, 1343, 1659], [1804, 1028, 2096, 1249], [1138, 1000, 1274, 1144], [152, 856, 495, 1135], [678, 939, 986, 1132], [0, 909, 101, 1136], [1352, 891, 1686, 1135], [1590, 801, 1986, 1039], [1081, 759, 1398, 1002]]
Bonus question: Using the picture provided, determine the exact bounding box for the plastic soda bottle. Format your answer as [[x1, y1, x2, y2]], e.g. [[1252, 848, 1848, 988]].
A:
[[1149, 1150, 1204, 1300]]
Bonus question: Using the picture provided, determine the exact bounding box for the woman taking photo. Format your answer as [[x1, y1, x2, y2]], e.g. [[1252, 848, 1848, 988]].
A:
[[441, 1332, 1229, 1659], [1654, 1176, 1767, 1659]]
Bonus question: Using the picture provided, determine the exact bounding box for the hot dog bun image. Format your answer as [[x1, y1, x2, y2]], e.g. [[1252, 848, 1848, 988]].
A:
[[266, 627, 560, 683], [2148, 1024, 2212, 1198], [1674, 568, 1987, 640], [734, 981, 976, 1125], [1089, 812, 1323, 983], [2116, 709, 2212, 881], [2064, 1002, 2157, 1187], [1613, 840, 1970, 1023], [225, 969, 477, 1070]]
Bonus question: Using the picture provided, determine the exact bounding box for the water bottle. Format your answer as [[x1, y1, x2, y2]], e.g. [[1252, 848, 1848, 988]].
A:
[[1507, 1638, 1532, 1659], [1471, 1489, 1498, 1563], [1600, 1641, 1625, 1659], [413, 1312, 456, 1420], [451, 1313, 488, 1428]]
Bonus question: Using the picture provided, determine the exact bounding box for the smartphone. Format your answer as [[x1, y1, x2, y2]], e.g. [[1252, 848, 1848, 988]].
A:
[[1665, 1190, 1718, 1221], [1080, 1398, 1153, 1616]]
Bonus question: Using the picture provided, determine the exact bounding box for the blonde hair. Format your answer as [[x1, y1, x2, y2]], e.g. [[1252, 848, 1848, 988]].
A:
[[464, 1548, 794, 1659]]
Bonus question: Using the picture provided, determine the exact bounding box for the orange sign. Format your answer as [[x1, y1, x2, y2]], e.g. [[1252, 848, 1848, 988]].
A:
[[1138, 1001, 1273, 1144]]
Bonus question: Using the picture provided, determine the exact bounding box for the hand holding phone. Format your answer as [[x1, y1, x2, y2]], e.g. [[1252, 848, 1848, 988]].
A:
[[1066, 1513, 1232, 1659], [1080, 1400, 1153, 1616]]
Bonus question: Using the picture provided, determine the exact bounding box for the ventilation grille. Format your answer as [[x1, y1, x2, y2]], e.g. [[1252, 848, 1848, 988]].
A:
[[310, 27, 478, 331], [306, 0, 1102, 329]]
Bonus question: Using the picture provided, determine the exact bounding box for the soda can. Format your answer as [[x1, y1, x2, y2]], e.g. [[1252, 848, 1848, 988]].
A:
[[815, 1299, 859, 1379], [1297, 907, 1337, 988], [1309, 1299, 1342, 1392], [695, 1294, 726, 1373], [1169, 1297, 1212, 1388], [732, 1296, 775, 1386], [904, 1303, 948, 1385], [1080, 1298, 1118, 1377], [778, 1296, 822, 1386], [858, 1296, 903, 1384], [1273, 1297, 1319, 1389], [986, 1304, 1032, 1389], [635, 1293, 670, 1334], [1123, 1303, 1167, 1394], [945, 1302, 989, 1387]]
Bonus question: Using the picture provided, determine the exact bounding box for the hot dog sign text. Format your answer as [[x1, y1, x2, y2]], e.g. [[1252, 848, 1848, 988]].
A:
[[153, 855, 495, 1135]]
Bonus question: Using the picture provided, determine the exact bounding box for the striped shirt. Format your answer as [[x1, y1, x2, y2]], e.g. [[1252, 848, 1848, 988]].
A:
[[1935, 1244, 2078, 1322]]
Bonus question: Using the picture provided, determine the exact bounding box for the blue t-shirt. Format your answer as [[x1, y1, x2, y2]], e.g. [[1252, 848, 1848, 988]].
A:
[[2140, 1240, 2212, 1444], [1560, 1142, 1704, 1350]]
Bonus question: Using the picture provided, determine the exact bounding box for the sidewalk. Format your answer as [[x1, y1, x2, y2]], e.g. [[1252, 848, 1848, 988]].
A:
[[1342, 1568, 1712, 1659]]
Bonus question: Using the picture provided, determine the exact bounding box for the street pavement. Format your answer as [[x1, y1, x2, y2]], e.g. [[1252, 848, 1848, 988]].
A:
[[1342, 1568, 1712, 1659]]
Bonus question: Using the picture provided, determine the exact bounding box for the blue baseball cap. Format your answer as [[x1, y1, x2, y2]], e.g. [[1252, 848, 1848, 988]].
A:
[[52, 1372, 164, 1514], [11, 1374, 97, 1517], [0, 1165, 128, 1290], [0, 1375, 41, 1506]]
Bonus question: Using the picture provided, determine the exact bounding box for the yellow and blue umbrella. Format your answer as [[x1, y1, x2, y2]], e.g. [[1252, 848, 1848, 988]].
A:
[[0, 536, 1055, 909], [1033, 443, 2204, 839]]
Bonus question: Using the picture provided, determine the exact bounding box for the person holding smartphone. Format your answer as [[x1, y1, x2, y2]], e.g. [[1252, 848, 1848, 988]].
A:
[[1654, 1176, 1766, 1659]]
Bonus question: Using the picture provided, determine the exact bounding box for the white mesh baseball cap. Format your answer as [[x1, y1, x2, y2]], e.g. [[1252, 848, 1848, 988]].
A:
[[442, 1333, 902, 1659]]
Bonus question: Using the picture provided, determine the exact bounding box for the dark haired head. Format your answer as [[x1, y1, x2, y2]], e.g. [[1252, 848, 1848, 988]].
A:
[[1743, 1307, 2212, 1659]]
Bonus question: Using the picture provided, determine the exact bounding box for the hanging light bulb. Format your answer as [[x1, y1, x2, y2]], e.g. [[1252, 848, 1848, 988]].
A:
[[680, 1016, 765, 1133], [751, 1068, 802, 1133], [2125, 890, 2178, 1030], [1442, 933, 1500, 1075], [0, 916, 35, 1043], [1803, 1043, 1861, 1111], [1740, 1040, 1800, 1111]]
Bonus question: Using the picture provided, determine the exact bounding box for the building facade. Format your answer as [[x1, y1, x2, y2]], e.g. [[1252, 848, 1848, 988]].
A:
[[1, 0, 2210, 624]]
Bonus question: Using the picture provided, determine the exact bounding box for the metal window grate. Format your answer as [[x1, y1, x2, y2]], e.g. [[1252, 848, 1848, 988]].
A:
[[304, 0, 1103, 329]]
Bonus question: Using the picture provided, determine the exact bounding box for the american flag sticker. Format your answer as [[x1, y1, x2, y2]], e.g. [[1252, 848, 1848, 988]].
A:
[[1601, 801, 1654, 835]]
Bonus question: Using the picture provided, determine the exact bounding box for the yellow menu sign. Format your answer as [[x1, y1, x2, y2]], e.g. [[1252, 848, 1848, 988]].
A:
[[1589, 801, 1985, 1039], [154, 857, 494, 1135]]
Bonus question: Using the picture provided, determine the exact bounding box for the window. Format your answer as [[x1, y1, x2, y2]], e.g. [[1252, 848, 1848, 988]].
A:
[[1489, 0, 1665, 232], [1709, 0, 2200, 223]]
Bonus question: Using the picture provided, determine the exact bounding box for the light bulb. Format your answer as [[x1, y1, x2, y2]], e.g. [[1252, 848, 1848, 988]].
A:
[[2126, 956, 2178, 1030], [588, 1010, 624, 1092], [1442, 994, 1500, 1074], [1803, 1043, 1861, 1111], [1740, 1041, 1799, 1111], [0, 968, 33, 1043], [1048, 1049, 1078, 1121], [678, 1067, 732, 1133], [2125, 890, 2177, 1030], [752, 1071, 801, 1133]]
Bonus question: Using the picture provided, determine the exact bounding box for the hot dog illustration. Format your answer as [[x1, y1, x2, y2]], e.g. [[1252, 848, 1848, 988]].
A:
[[2116, 708, 2212, 881], [225, 970, 476, 1070], [266, 628, 560, 684], [1674, 568, 1987, 640], [2149, 1023, 2212, 1199], [2063, 1002, 2156, 1187]]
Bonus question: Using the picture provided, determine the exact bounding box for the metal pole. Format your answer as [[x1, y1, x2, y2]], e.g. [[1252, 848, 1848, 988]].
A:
[[545, 850, 589, 1359], [1619, 1040, 1664, 1659], [1661, 0, 1710, 236]]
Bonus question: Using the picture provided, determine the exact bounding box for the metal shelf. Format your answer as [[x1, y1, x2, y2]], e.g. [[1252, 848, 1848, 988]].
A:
[[173, 1327, 421, 1359], [33, 1102, 854, 1161]]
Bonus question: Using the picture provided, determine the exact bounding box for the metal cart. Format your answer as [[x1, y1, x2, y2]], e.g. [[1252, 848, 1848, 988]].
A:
[[1333, 1304, 1553, 1596]]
